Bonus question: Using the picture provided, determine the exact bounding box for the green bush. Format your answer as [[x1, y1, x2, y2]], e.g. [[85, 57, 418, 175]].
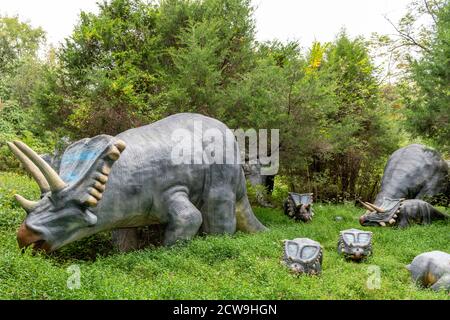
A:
[[269, 176, 289, 208], [245, 182, 269, 206], [0, 102, 56, 172]]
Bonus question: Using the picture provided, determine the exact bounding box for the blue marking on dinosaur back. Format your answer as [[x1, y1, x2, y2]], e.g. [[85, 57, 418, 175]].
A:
[[60, 150, 101, 183], [63, 172, 81, 183], [60, 151, 97, 165], [58, 135, 114, 186]]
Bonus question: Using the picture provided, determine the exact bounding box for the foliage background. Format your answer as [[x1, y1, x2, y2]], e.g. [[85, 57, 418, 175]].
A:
[[0, 0, 448, 201]]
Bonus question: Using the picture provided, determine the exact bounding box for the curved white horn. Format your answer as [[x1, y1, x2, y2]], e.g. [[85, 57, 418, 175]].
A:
[[365, 202, 386, 213], [358, 200, 375, 212], [7, 142, 50, 193], [14, 194, 38, 212], [13, 141, 66, 192]]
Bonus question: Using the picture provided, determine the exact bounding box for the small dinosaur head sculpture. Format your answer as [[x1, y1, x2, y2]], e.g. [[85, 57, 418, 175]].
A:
[[284, 192, 314, 222], [337, 228, 372, 261], [282, 238, 323, 275]]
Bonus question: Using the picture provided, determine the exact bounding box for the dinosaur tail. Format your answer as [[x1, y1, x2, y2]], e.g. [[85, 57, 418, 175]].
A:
[[235, 194, 268, 232], [424, 201, 450, 222], [235, 167, 267, 232], [433, 207, 450, 221]]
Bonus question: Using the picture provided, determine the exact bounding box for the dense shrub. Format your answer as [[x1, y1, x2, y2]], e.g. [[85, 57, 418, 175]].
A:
[[1, 0, 447, 202], [0, 102, 55, 171]]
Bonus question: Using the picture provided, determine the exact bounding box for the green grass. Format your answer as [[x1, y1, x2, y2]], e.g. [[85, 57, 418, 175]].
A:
[[0, 171, 449, 300]]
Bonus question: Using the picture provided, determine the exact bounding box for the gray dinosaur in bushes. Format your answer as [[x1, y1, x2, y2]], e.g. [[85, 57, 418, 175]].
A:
[[374, 144, 449, 205], [359, 144, 450, 227], [8, 113, 267, 252]]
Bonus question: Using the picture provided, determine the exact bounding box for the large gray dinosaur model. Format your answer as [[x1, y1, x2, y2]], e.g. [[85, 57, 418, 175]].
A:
[[359, 144, 449, 227], [9, 113, 267, 252], [373, 144, 448, 205]]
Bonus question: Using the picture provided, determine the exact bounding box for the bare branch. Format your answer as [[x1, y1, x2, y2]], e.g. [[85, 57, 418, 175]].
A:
[[423, 0, 438, 25], [384, 15, 431, 53]]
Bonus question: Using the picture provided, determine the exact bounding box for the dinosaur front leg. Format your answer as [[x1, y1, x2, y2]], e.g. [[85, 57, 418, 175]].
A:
[[163, 191, 203, 246]]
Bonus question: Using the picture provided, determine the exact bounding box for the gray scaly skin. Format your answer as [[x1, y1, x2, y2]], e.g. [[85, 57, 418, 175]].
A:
[[10, 113, 267, 252], [374, 144, 449, 206]]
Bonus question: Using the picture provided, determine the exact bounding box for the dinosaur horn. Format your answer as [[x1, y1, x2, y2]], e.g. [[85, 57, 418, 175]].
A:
[[358, 200, 375, 212], [7, 142, 50, 193], [13, 141, 66, 192], [14, 194, 38, 212], [364, 202, 385, 213]]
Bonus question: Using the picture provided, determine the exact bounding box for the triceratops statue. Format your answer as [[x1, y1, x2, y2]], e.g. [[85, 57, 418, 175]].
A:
[[283, 192, 314, 222], [359, 144, 449, 228], [373, 144, 449, 205], [337, 228, 372, 261], [281, 238, 323, 275], [8, 113, 267, 252]]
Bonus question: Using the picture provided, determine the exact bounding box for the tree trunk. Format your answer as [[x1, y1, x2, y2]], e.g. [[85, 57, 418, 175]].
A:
[[112, 228, 140, 252]]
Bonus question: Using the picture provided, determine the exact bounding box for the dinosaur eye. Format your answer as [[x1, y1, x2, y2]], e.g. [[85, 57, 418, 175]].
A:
[[343, 233, 355, 243], [286, 242, 299, 257], [300, 245, 318, 259], [357, 233, 371, 244]]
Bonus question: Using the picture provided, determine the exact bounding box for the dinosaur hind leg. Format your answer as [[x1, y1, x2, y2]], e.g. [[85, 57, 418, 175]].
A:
[[199, 187, 237, 235], [236, 195, 267, 233]]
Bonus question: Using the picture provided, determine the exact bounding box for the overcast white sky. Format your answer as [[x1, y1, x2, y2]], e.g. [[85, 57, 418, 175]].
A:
[[0, 0, 413, 47]]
